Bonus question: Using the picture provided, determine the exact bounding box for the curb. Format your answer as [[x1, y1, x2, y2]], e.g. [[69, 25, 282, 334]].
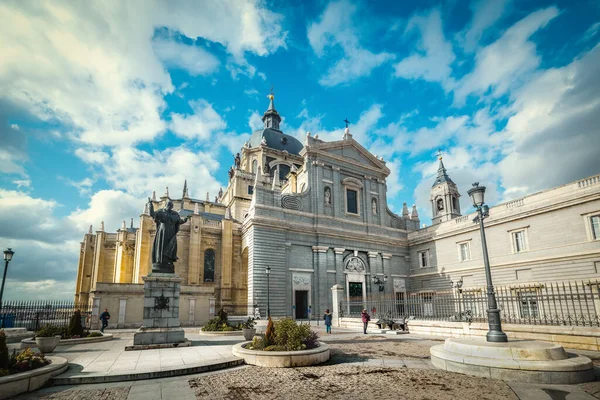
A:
[[51, 357, 244, 385]]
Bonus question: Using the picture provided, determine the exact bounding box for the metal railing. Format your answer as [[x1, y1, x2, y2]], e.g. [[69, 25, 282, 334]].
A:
[[340, 280, 600, 327], [0, 300, 93, 331]]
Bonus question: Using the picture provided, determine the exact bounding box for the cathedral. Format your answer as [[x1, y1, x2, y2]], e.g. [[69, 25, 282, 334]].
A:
[[74, 95, 600, 328]]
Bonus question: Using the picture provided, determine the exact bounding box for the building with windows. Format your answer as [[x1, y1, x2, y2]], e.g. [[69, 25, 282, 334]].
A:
[[74, 95, 600, 327]]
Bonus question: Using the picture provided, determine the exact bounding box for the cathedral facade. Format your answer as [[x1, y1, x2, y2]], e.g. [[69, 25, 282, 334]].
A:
[[74, 95, 600, 327]]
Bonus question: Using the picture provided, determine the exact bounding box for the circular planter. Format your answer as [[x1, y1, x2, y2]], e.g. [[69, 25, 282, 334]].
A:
[[0, 356, 68, 400], [232, 342, 330, 368], [22, 333, 113, 350], [198, 329, 243, 336], [34, 336, 61, 353], [242, 328, 256, 340]]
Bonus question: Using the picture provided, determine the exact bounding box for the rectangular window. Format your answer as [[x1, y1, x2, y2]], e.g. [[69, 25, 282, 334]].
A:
[[513, 230, 526, 252], [518, 290, 539, 319], [247, 185, 254, 195], [459, 242, 470, 261], [592, 215, 600, 239], [346, 189, 358, 214], [418, 250, 429, 268]]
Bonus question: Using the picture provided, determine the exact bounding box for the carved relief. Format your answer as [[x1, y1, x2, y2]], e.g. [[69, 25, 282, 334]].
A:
[[281, 195, 303, 211], [344, 256, 366, 272], [293, 274, 311, 286]]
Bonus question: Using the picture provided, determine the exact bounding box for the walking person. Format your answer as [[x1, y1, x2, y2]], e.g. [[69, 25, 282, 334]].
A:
[[99, 308, 110, 333], [323, 309, 333, 334], [361, 308, 370, 334]]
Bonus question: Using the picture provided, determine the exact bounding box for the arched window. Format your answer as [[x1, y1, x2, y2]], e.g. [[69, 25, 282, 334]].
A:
[[204, 249, 215, 283], [252, 159, 257, 174]]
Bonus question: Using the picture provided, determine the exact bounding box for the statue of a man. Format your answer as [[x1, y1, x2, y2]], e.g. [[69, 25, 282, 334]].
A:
[[234, 153, 241, 169], [148, 199, 189, 274]]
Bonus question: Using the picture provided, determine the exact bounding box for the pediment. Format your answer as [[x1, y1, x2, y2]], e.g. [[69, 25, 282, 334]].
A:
[[315, 140, 389, 174]]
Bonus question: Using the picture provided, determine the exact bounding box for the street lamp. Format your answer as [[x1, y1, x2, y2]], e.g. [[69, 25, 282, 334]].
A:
[[371, 275, 388, 292], [1, 248, 15, 328], [265, 265, 271, 319], [451, 277, 463, 321], [467, 182, 508, 343]]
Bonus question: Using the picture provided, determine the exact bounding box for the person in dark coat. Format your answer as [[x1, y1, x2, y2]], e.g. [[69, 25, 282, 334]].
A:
[[361, 309, 370, 334], [99, 308, 110, 333], [323, 309, 333, 334]]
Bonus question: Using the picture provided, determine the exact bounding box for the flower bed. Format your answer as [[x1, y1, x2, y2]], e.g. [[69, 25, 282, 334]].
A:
[[231, 318, 330, 367], [0, 356, 67, 400]]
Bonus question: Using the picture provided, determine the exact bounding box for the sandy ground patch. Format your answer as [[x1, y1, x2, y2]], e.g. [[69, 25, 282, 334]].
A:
[[324, 335, 442, 360], [189, 365, 517, 400]]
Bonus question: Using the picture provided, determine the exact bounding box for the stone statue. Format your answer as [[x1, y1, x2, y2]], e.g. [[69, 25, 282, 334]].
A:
[[372, 198, 377, 215], [148, 198, 189, 274], [234, 153, 241, 169], [228, 166, 234, 180], [218, 187, 223, 199], [324, 187, 331, 205]]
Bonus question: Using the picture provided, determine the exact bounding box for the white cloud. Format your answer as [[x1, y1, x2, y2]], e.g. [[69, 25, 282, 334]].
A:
[[169, 99, 226, 140], [63, 177, 95, 196], [0, 1, 286, 147], [68, 189, 143, 233], [74, 148, 109, 164], [10, 123, 19, 130], [308, 0, 394, 86], [13, 179, 31, 189], [393, 8, 456, 90], [248, 111, 263, 131], [458, 0, 512, 52], [153, 37, 219, 76], [454, 7, 560, 105]]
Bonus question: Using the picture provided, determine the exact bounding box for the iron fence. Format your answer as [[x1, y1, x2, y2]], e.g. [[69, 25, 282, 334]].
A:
[[0, 300, 92, 331], [340, 280, 600, 327]]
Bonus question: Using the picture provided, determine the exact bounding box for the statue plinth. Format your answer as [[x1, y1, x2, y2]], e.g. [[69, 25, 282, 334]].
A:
[[152, 262, 174, 274], [128, 274, 190, 350]]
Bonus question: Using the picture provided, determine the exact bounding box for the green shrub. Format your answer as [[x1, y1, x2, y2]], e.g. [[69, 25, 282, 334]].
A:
[[201, 314, 240, 332], [247, 336, 265, 350], [35, 325, 66, 338], [240, 317, 256, 329], [68, 310, 84, 338], [0, 330, 8, 371], [87, 332, 103, 338], [272, 319, 319, 351]]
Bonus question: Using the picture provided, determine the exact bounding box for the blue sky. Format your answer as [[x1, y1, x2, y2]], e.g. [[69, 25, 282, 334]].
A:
[[1, 0, 599, 300]]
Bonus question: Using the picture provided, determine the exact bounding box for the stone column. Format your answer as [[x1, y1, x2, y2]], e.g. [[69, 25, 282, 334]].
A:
[[332, 166, 341, 218], [382, 253, 392, 293], [188, 298, 196, 325], [118, 298, 126, 328], [334, 248, 345, 288], [313, 245, 329, 317], [221, 218, 234, 306], [368, 251, 378, 299], [331, 284, 344, 327], [187, 216, 201, 285]]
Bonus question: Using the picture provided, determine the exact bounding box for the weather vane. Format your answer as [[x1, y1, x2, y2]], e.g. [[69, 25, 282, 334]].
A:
[[268, 86, 275, 99], [343, 118, 350, 128], [436, 149, 443, 160]]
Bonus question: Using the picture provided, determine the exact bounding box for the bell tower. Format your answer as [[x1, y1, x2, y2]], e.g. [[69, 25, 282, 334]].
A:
[[430, 154, 461, 224]]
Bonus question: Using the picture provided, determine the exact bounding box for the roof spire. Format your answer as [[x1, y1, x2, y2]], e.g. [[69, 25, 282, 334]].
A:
[[88, 225, 93, 234], [152, 191, 156, 201], [432, 150, 455, 188], [100, 221, 104, 232], [262, 88, 281, 130], [182, 179, 189, 198], [130, 218, 134, 229], [343, 118, 352, 140]]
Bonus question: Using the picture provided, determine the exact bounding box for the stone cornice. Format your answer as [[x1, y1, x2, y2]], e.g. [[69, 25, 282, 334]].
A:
[[312, 246, 329, 253], [382, 253, 393, 260], [334, 248, 346, 254]]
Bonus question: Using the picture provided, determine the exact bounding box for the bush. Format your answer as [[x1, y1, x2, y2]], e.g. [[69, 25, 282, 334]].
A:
[[68, 310, 84, 338], [0, 330, 8, 371], [201, 309, 241, 332], [9, 348, 50, 374], [240, 317, 256, 329], [264, 317, 275, 346], [264, 345, 286, 351], [87, 332, 103, 338], [35, 325, 66, 338], [273, 319, 314, 351], [247, 336, 265, 350]]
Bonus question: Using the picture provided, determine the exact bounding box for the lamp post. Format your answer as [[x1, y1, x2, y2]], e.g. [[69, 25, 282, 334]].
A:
[[1, 248, 15, 328], [467, 183, 508, 343], [451, 278, 463, 321], [265, 265, 271, 319]]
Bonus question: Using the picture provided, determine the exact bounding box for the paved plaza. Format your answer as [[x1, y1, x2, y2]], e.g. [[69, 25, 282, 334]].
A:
[[6, 326, 600, 399]]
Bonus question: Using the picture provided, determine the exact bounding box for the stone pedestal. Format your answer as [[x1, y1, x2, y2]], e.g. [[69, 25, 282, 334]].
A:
[[129, 274, 189, 349]]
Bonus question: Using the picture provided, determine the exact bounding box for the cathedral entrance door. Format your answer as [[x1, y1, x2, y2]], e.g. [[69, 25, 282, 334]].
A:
[[295, 290, 309, 319], [349, 282, 363, 314]]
